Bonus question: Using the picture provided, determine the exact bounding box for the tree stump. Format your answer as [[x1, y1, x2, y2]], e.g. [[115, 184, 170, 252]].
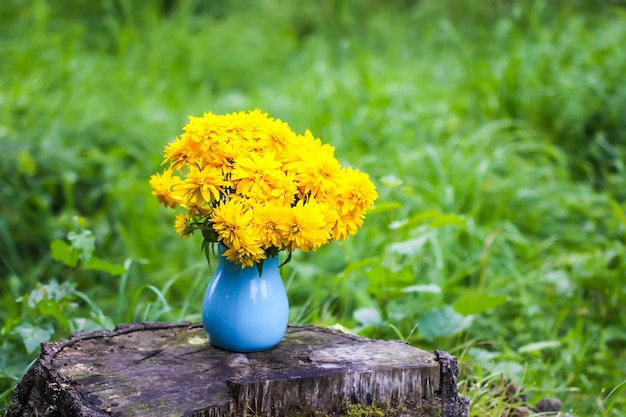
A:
[[6, 322, 469, 417]]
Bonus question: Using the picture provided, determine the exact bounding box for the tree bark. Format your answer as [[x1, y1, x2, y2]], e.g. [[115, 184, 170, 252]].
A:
[[435, 350, 470, 417], [6, 322, 469, 416]]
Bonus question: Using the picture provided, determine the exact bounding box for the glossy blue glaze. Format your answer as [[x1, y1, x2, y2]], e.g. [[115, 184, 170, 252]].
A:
[[202, 252, 288, 352]]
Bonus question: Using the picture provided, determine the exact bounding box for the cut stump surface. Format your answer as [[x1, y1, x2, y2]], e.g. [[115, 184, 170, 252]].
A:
[[6, 322, 469, 417]]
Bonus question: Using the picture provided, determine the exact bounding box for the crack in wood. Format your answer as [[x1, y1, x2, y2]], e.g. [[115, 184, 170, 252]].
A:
[[131, 349, 164, 365], [178, 346, 214, 357]]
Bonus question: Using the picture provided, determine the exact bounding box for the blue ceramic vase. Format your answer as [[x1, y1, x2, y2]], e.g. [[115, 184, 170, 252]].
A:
[[201, 249, 289, 352]]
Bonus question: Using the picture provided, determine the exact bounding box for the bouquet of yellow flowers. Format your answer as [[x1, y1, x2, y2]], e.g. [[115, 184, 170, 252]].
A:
[[150, 109, 377, 268]]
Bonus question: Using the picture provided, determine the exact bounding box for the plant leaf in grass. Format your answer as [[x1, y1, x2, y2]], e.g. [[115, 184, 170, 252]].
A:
[[14, 323, 55, 354], [353, 307, 383, 327], [67, 229, 95, 267], [491, 360, 526, 386], [388, 235, 430, 256], [389, 210, 465, 230], [368, 201, 402, 215], [467, 347, 501, 366], [518, 340, 561, 354], [429, 213, 466, 228], [389, 219, 408, 230], [380, 175, 403, 188], [419, 306, 473, 341], [50, 240, 78, 268], [453, 293, 509, 316], [86, 256, 128, 276], [340, 258, 381, 277], [327, 323, 354, 335], [402, 284, 442, 294]]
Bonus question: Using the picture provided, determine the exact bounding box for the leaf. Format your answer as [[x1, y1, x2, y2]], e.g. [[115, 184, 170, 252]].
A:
[[402, 284, 442, 294], [368, 201, 402, 215], [603, 326, 626, 342], [419, 306, 473, 340], [389, 219, 408, 230], [390, 210, 465, 230], [21, 280, 77, 309], [453, 293, 508, 316], [388, 235, 430, 256], [50, 240, 78, 267], [13, 323, 55, 353], [389, 211, 438, 230], [610, 198, 626, 225], [539, 269, 575, 297], [70, 318, 108, 333], [340, 257, 380, 277], [353, 307, 383, 327], [365, 265, 389, 288], [467, 347, 501, 365], [380, 175, 403, 188], [327, 323, 354, 335], [36, 299, 72, 333], [518, 340, 561, 353], [407, 210, 441, 223], [68, 229, 95, 267], [491, 360, 526, 385], [429, 213, 466, 228], [86, 256, 128, 276]]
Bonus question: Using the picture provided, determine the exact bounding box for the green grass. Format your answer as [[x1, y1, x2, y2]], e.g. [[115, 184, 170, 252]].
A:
[[1, 0, 625, 415]]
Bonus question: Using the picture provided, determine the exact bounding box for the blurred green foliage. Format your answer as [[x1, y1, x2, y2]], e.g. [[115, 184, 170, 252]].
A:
[[1, 0, 625, 415]]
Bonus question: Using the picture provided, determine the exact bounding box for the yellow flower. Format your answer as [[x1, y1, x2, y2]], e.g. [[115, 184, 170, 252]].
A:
[[256, 117, 298, 153], [332, 209, 365, 241], [231, 152, 283, 199], [149, 170, 182, 209], [222, 238, 266, 268], [338, 166, 378, 215], [210, 199, 255, 250], [252, 203, 291, 249], [174, 213, 194, 239], [206, 135, 243, 173], [179, 194, 211, 217], [285, 131, 343, 199], [163, 136, 199, 171], [182, 112, 226, 152], [182, 165, 227, 208], [268, 171, 298, 207], [278, 201, 331, 252]]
